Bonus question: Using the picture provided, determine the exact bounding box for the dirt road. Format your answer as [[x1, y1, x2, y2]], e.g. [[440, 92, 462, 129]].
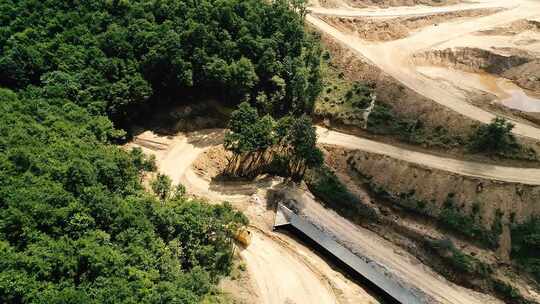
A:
[[129, 129, 508, 304], [127, 128, 514, 304], [240, 230, 339, 304], [127, 130, 380, 304], [286, 188, 503, 304], [307, 0, 540, 140], [317, 127, 540, 185]]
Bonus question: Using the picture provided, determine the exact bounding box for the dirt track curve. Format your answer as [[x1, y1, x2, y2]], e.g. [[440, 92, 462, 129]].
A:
[[126, 128, 514, 304], [307, 0, 540, 140], [317, 127, 540, 185], [127, 130, 380, 304]]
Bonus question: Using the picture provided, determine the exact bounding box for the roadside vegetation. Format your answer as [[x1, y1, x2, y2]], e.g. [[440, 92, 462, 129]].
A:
[[305, 165, 378, 223], [468, 117, 536, 160], [511, 218, 540, 283]]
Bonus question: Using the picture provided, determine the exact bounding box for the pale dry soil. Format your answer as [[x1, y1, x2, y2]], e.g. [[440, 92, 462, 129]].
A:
[[307, 0, 540, 138], [126, 129, 380, 304], [122, 127, 540, 304]]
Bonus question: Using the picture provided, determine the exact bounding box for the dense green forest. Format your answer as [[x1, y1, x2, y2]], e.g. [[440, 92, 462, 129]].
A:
[[0, 89, 247, 303], [0, 0, 321, 126], [0, 0, 320, 302]]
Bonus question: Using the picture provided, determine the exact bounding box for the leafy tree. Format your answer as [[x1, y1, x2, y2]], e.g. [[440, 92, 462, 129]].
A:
[[468, 117, 518, 154], [280, 115, 324, 180], [224, 102, 276, 177], [224, 104, 322, 180], [151, 173, 173, 201]]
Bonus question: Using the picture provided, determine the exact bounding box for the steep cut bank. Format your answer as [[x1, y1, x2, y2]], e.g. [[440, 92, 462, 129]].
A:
[[338, 0, 460, 8], [412, 47, 531, 75], [321, 8, 501, 41], [346, 149, 540, 229], [477, 19, 540, 36]]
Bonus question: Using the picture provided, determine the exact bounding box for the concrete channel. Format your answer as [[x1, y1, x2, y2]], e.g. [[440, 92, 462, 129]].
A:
[[273, 203, 425, 304]]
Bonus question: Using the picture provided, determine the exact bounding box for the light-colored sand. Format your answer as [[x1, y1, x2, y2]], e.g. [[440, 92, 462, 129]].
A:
[[307, 0, 540, 138], [126, 129, 380, 304], [239, 230, 339, 304], [309, 0, 516, 18], [126, 127, 536, 303]]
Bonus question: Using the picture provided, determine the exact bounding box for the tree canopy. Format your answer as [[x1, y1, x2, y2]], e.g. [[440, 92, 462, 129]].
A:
[[0, 0, 322, 126], [0, 89, 247, 303], [468, 117, 518, 154], [224, 102, 323, 180], [0, 1, 322, 302]]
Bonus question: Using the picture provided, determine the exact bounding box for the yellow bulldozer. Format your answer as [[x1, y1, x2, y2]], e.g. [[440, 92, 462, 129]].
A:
[[234, 227, 252, 247]]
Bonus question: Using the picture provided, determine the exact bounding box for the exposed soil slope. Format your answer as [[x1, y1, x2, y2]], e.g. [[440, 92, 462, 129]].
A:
[[321, 9, 501, 41], [126, 130, 380, 304], [307, 0, 540, 139]]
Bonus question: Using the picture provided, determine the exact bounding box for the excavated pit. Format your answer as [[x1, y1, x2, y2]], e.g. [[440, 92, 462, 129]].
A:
[[476, 19, 540, 36], [412, 47, 531, 75], [321, 9, 502, 41], [412, 47, 540, 112], [339, 0, 460, 8]]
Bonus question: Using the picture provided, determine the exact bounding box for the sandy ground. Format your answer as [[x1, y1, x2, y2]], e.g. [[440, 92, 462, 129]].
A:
[[309, 0, 515, 18], [239, 230, 339, 304], [126, 130, 380, 304], [125, 127, 522, 304], [316, 127, 540, 185], [307, 0, 540, 139], [285, 188, 503, 304]]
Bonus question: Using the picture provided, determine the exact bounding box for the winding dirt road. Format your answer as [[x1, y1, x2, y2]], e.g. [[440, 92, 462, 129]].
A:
[[127, 128, 505, 304], [317, 127, 540, 185], [126, 127, 521, 304], [307, 0, 540, 140], [127, 130, 380, 304]]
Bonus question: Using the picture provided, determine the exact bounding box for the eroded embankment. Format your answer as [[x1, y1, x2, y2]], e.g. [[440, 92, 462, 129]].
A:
[[321, 9, 501, 41], [476, 19, 540, 36], [322, 145, 540, 303], [412, 47, 531, 75], [346, 149, 540, 231], [337, 0, 460, 9], [317, 31, 478, 137]]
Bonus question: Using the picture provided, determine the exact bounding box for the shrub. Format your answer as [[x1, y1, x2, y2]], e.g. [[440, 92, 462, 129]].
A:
[[306, 166, 377, 222]]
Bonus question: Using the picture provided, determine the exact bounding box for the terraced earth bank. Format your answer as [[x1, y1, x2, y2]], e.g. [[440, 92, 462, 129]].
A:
[[306, 1, 540, 303], [314, 0, 461, 8]]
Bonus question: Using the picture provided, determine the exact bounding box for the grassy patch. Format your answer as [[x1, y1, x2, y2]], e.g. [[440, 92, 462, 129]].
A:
[[305, 165, 378, 223], [368, 104, 464, 148], [314, 58, 374, 121], [492, 280, 535, 304], [426, 238, 492, 278], [511, 217, 540, 283], [438, 194, 501, 249]]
